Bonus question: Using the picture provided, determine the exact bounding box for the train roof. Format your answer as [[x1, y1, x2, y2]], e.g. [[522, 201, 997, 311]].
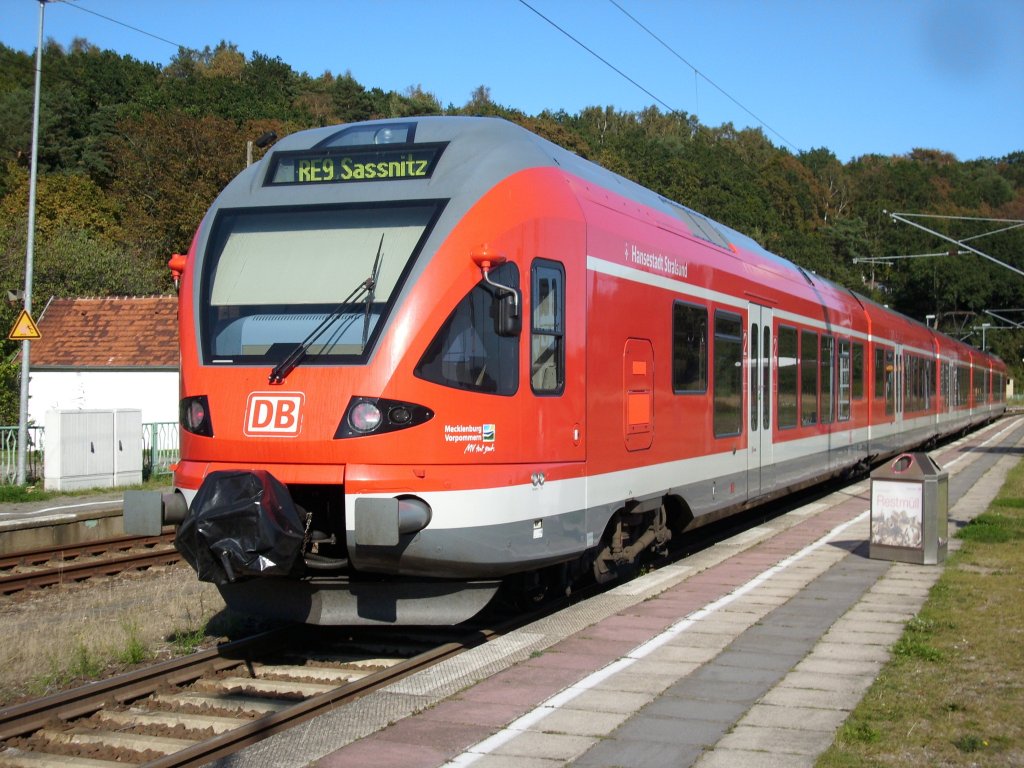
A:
[[222, 117, 812, 285], [212, 117, 1003, 368]]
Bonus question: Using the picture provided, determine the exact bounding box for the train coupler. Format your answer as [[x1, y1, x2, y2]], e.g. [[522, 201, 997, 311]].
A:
[[174, 469, 307, 586]]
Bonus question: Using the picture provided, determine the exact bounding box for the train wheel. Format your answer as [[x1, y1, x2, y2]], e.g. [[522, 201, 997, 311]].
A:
[[592, 503, 672, 584]]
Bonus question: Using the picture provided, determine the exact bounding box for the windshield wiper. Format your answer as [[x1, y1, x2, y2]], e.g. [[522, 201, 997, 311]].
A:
[[362, 235, 385, 349], [269, 275, 380, 386]]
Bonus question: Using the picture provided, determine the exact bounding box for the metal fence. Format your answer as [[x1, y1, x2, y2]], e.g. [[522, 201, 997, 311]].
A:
[[143, 421, 179, 479], [0, 426, 44, 485], [0, 422, 178, 485]]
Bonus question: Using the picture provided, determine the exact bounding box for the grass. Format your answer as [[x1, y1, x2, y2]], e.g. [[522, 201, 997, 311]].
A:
[[117, 619, 150, 665], [69, 643, 104, 679], [169, 625, 208, 655], [15, 609, 228, 700], [0, 575, 286, 704], [23, 621, 154, 697], [817, 461, 1024, 767], [32, 641, 109, 695], [0, 473, 171, 502], [0, 484, 60, 503], [0, 570, 229, 704], [168, 596, 215, 654]]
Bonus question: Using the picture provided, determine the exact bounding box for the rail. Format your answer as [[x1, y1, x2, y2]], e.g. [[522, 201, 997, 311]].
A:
[[0, 534, 181, 595], [0, 625, 492, 764], [0, 422, 178, 485]]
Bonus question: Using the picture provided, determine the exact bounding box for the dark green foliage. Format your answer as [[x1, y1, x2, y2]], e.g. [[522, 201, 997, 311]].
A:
[[0, 37, 1022, 418], [0, 356, 20, 425]]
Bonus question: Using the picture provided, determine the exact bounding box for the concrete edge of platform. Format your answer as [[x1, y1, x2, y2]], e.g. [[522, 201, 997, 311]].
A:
[[0, 504, 124, 553]]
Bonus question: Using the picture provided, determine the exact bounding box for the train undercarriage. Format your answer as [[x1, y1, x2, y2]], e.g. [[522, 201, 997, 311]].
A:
[[127, 468, 696, 626]]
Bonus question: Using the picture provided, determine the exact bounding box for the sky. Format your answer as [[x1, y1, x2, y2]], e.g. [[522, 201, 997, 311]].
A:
[[2, 0, 1023, 163]]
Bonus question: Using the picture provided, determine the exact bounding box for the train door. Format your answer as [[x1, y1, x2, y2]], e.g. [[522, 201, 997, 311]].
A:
[[528, 257, 586, 464], [747, 304, 774, 498]]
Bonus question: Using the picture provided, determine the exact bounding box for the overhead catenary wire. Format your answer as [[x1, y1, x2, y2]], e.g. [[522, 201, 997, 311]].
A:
[[607, 0, 800, 153], [886, 210, 1024, 281], [54, 0, 190, 52], [516, 0, 680, 116], [893, 213, 1024, 224], [517, 0, 799, 154]]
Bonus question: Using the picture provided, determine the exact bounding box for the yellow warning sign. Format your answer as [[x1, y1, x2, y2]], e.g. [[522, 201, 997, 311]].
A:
[[8, 309, 41, 341]]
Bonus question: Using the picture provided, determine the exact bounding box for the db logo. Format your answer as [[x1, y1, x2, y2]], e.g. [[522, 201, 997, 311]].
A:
[[244, 392, 304, 437]]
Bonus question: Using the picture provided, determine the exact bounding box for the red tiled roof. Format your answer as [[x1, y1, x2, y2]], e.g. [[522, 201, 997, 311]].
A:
[[31, 296, 178, 369]]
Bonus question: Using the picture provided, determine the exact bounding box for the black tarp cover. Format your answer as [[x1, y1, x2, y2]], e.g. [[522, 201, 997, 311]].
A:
[[175, 469, 305, 585]]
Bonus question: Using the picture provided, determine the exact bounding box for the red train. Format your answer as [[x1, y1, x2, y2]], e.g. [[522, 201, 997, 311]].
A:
[[124, 117, 1006, 625]]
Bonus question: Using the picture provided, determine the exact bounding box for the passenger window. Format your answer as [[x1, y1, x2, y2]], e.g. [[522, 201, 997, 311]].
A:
[[750, 321, 759, 432], [874, 347, 885, 401], [838, 339, 851, 421], [713, 310, 743, 438], [820, 335, 834, 424], [672, 301, 708, 393], [801, 330, 818, 426], [531, 260, 565, 395], [957, 365, 969, 407], [884, 349, 895, 414], [778, 325, 798, 429], [414, 263, 519, 395], [852, 342, 864, 400]]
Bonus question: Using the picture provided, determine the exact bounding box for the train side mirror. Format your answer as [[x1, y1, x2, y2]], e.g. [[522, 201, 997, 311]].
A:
[[496, 289, 521, 337], [168, 253, 187, 291], [472, 249, 521, 337]]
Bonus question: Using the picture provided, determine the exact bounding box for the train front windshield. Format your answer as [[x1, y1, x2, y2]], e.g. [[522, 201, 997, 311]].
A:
[[200, 203, 441, 366]]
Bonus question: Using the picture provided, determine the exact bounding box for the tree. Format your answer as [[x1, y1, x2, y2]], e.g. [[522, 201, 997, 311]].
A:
[[799, 147, 850, 223], [0, 168, 168, 304], [466, 85, 494, 113], [402, 84, 442, 115], [204, 42, 245, 79], [0, 338, 21, 424], [0, 165, 123, 245], [109, 111, 254, 256], [156, 43, 301, 124]]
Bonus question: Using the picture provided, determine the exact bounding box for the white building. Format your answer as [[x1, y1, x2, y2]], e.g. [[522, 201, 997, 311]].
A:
[[29, 296, 178, 426]]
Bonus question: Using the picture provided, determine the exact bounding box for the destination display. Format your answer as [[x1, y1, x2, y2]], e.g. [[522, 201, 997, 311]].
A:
[[267, 144, 445, 185]]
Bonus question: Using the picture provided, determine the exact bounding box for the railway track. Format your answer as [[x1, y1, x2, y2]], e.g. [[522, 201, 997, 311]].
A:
[[0, 534, 181, 595], [0, 624, 492, 767]]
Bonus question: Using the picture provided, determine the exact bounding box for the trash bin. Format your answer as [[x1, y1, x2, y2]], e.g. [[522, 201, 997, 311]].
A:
[[869, 452, 948, 564]]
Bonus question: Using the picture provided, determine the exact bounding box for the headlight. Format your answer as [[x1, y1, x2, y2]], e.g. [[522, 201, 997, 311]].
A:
[[336, 397, 433, 439], [180, 395, 213, 437], [348, 401, 383, 433]]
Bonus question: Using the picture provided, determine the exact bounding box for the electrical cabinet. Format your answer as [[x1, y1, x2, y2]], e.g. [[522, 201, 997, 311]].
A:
[[43, 409, 143, 491]]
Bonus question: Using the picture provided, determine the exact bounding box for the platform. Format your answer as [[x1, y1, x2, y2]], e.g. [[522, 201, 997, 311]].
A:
[[0, 493, 125, 554], [220, 415, 1024, 768]]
